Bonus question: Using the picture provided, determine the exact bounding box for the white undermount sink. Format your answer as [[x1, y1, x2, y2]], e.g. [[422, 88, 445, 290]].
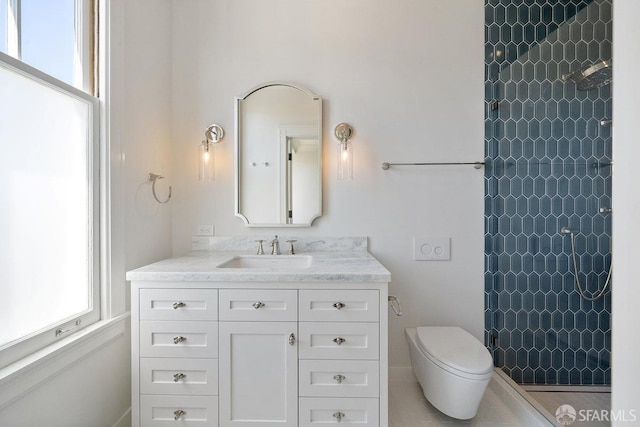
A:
[[216, 255, 313, 269]]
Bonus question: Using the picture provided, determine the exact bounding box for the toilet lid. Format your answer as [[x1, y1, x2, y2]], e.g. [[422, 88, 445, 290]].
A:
[[416, 327, 493, 376]]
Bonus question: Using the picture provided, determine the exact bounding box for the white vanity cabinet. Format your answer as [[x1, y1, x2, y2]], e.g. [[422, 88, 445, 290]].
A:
[[131, 282, 388, 427]]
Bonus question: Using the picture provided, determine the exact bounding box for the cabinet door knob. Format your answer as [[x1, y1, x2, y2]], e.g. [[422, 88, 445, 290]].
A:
[[252, 301, 265, 309], [333, 411, 345, 422], [172, 301, 186, 309], [174, 409, 186, 420], [173, 372, 186, 382], [289, 333, 296, 345], [333, 374, 346, 384], [173, 336, 187, 344], [332, 337, 346, 345], [332, 302, 346, 310]]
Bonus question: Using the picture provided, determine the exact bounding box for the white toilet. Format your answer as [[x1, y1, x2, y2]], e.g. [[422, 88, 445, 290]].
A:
[[405, 326, 493, 420]]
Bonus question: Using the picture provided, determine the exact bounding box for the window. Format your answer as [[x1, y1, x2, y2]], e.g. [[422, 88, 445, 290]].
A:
[[0, 0, 98, 369], [1, 0, 93, 92]]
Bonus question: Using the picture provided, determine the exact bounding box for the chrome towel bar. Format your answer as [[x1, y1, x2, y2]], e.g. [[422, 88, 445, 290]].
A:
[[381, 161, 485, 170]]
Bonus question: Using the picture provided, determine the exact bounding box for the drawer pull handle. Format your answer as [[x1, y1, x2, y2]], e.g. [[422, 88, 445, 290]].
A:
[[332, 302, 346, 310], [174, 409, 186, 420], [332, 337, 346, 345], [173, 336, 187, 344], [172, 301, 186, 309], [333, 412, 345, 422], [333, 374, 346, 384], [252, 301, 265, 309], [173, 372, 186, 382], [289, 333, 296, 345]]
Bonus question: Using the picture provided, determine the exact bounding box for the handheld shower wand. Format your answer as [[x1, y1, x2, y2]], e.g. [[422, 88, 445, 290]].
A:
[[560, 226, 611, 301]]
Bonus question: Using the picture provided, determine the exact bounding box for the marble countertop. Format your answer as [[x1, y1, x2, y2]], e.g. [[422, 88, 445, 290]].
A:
[[126, 237, 391, 283]]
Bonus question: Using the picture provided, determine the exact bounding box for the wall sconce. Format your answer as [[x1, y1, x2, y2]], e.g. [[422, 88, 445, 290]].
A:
[[335, 123, 354, 180], [199, 124, 224, 181]]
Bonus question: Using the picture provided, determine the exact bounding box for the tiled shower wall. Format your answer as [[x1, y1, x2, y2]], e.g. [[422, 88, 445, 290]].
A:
[[484, 0, 612, 385]]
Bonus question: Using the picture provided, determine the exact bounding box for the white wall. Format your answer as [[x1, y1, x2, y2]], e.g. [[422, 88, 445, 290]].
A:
[[122, 0, 174, 275], [611, 1, 640, 423], [171, 0, 485, 367]]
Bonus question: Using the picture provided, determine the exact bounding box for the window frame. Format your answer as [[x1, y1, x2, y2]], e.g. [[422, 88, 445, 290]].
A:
[[2, 0, 95, 93], [0, 0, 100, 370]]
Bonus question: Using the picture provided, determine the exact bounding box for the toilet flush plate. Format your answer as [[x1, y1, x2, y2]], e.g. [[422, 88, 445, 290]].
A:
[[413, 237, 451, 261]]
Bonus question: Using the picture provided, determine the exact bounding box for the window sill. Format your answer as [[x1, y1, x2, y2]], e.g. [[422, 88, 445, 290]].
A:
[[0, 312, 130, 410]]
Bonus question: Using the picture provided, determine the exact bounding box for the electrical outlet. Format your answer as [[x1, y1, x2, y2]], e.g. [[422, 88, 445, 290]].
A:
[[196, 224, 214, 236], [414, 237, 451, 261]]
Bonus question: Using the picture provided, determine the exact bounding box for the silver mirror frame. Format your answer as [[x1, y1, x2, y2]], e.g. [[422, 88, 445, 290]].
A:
[[234, 81, 323, 227]]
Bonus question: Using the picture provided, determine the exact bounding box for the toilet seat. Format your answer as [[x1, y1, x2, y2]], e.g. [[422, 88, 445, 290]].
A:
[[416, 327, 493, 379]]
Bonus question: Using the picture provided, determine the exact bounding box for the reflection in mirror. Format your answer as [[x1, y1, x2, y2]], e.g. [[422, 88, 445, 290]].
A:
[[235, 82, 322, 227]]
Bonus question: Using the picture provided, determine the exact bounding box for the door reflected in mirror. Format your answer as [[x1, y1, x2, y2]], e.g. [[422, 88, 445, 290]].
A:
[[235, 82, 322, 227]]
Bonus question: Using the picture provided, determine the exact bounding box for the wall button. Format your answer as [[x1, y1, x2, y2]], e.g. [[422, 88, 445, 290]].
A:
[[414, 237, 451, 261]]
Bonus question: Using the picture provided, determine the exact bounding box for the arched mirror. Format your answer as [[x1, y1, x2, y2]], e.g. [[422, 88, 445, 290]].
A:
[[235, 82, 322, 227]]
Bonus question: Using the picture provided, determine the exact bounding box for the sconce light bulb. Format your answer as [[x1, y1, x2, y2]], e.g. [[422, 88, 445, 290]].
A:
[[199, 141, 215, 181], [341, 145, 349, 161], [338, 141, 353, 180]]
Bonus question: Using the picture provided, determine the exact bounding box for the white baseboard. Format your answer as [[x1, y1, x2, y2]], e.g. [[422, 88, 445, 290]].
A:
[[389, 366, 416, 383], [112, 407, 131, 427]]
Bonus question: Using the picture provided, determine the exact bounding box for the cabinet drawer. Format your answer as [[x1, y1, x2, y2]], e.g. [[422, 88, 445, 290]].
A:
[[299, 323, 379, 360], [299, 290, 379, 322], [140, 289, 218, 321], [140, 321, 218, 358], [140, 395, 218, 426], [140, 358, 218, 396], [219, 289, 297, 321], [299, 360, 379, 398], [299, 397, 379, 426]]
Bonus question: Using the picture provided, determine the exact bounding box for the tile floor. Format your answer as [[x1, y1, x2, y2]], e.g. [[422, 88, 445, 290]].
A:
[[527, 390, 611, 427], [389, 379, 540, 426]]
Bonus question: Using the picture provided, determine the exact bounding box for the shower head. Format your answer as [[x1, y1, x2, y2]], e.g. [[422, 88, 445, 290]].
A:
[[562, 60, 612, 91]]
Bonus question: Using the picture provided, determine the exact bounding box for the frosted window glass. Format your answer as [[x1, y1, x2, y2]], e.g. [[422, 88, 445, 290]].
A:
[[21, 0, 76, 85], [0, 64, 92, 347]]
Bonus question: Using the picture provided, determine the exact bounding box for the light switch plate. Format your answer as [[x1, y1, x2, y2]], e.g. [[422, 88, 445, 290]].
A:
[[414, 237, 451, 261]]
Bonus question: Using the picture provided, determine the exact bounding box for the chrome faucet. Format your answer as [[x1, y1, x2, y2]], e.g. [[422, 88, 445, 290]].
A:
[[270, 235, 281, 255]]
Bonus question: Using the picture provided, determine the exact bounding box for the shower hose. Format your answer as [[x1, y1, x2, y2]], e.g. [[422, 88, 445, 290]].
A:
[[567, 230, 612, 301]]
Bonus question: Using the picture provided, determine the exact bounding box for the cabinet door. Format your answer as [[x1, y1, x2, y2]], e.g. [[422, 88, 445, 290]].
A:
[[219, 322, 297, 427], [140, 395, 218, 427], [219, 289, 297, 322], [299, 322, 379, 360], [299, 397, 379, 426], [299, 360, 379, 398], [299, 290, 379, 322], [140, 289, 218, 321], [140, 358, 218, 396], [140, 321, 218, 358]]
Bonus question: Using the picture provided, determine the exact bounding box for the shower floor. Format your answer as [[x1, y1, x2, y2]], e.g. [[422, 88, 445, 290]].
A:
[[523, 385, 611, 427]]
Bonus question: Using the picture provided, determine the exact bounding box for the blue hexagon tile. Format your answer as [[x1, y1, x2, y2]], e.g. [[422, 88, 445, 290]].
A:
[[485, 0, 611, 385]]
